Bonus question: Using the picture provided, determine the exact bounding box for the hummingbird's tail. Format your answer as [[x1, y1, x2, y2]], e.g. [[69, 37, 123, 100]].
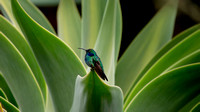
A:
[[94, 62, 108, 81]]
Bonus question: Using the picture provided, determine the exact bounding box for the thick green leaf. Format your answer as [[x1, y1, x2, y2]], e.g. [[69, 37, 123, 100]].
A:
[[0, 0, 55, 34], [114, 2, 122, 63], [115, 0, 178, 95], [0, 89, 7, 100], [0, 32, 45, 112], [0, 97, 19, 112], [141, 24, 200, 74], [81, 0, 107, 59], [0, 15, 47, 103], [11, 0, 86, 111], [165, 50, 200, 71], [125, 63, 200, 111], [179, 94, 200, 112], [124, 30, 200, 108], [124, 24, 200, 102], [126, 24, 200, 100], [0, 74, 17, 107], [94, 0, 118, 84], [57, 0, 81, 57], [191, 102, 200, 112], [70, 70, 123, 112]]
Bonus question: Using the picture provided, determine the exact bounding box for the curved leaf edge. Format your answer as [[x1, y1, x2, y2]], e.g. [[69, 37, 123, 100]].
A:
[[124, 24, 200, 101], [11, 0, 87, 111], [0, 73, 18, 107], [190, 102, 200, 112], [128, 24, 200, 93], [0, 96, 20, 112], [125, 63, 200, 111], [124, 29, 200, 107], [13, 0, 85, 71], [71, 70, 123, 112], [0, 88, 8, 100], [116, 0, 178, 96], [0, 32, 45, 111], [0, 32, 45, 99], [179, 94, 200, 112], [0, 14, 47, 104]]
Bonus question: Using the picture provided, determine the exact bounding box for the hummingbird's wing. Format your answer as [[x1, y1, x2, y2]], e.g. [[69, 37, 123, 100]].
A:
[[93, 59, 108, 81]]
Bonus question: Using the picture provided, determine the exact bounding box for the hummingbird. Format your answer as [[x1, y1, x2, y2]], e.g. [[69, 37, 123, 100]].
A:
[[79, 48, 108, 81]]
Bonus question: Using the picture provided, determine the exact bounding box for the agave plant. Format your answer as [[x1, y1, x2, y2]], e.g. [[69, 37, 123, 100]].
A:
[[0, 0, 200, 111]]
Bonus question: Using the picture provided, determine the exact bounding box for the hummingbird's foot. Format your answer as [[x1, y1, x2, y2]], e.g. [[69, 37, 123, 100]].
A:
[[90, 67, 94, 71]]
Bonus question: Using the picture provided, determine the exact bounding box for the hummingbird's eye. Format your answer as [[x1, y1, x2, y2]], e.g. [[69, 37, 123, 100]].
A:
[[88, 53, 94, 56]]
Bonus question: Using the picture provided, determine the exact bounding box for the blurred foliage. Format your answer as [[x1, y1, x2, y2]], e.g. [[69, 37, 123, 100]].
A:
[[0, 0, 199, 112]]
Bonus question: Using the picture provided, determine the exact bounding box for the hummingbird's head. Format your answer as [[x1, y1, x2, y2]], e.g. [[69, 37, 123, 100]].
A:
[[78, 48, 96, 56]]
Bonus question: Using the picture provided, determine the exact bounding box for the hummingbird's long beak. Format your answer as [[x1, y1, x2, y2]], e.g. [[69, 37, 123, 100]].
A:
[[78, 48, 87, 51]]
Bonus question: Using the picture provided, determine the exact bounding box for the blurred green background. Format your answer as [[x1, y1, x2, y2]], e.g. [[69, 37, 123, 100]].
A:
[[2, 0, 199, 58]]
